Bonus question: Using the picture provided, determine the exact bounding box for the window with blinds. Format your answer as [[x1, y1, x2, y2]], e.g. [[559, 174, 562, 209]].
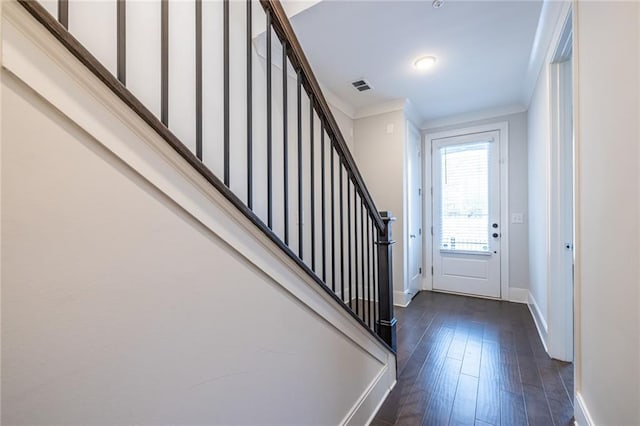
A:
[[439, 141, 490, 253]]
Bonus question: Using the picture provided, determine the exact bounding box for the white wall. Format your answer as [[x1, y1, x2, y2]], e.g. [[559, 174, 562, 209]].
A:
[[424, 111, 530, 297], [330, 103, 355, 152], [527, 61, 551, 325], [1, 2, 396, 423], [573, 1, 640, 424], [353, 110, 408, 305]]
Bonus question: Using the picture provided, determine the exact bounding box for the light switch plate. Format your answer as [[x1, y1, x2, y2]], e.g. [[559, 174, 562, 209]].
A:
[[511, 213, 524, 224], [386, 123, 394, 134]]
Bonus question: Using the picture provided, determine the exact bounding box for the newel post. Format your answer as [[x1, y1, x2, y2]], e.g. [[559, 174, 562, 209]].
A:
[[376, 211, 397, 351]]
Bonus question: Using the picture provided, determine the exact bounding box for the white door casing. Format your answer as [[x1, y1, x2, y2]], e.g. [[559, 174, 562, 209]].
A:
[[407, 122, 423, 299], [548, 10, 574, 362], [423, 122, 509, 300], [431, 130, 502, 298]]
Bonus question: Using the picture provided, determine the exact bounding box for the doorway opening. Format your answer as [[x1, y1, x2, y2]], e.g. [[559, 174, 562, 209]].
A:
[[548, 10, 574, 363], [424, 122, 510, 300], [432, 131, 501, 298]]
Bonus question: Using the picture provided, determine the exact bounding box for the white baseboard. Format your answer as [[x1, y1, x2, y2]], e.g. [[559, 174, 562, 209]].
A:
[[508, 287, 529, 303], [342, 360, 397, 426], [574, 392, 595, 426], [528, 291, 549, 353], [393, 290, 411, 307], [364, 379, 397, 426]]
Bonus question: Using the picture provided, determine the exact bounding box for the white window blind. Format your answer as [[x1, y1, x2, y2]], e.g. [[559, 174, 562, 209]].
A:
[[439, 141, 490, 252]]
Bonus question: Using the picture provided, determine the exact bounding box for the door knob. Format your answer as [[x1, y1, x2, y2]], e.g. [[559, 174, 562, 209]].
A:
[[492, 233, 499, 238], [410, 234, 416, 239], [492, 223, 499, 228]]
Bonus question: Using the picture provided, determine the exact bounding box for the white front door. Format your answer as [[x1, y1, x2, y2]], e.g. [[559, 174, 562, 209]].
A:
[[432, 131, 501, 298], [407, 123, 423, 298]]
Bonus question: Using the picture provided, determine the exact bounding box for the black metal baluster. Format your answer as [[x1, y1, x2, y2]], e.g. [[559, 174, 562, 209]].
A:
[[223, 0, 230, 186], [353, 183, 358, 315], [309, 95, 315, 271], [367, 213, 372, 329], [347, 177, 352, 309], [282, 41, 289, 243], [161, 0, 168, 126], [339, 160, 345, 301], [266, 11, 273, 228], [373, 221, 378, 332], [297, 70, 303, 259], [195, 0, 202, 160], [321, 124, 327, 282], [58, 0, 68, 29], [247, 0, 253, 209], [330, 145, 336, 292], [361, 197, 366, 323], [117, 0, 126, 85]]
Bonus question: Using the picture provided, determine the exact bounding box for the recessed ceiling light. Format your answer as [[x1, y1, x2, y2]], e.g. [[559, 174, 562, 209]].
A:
[[414, 56, 437, 71]]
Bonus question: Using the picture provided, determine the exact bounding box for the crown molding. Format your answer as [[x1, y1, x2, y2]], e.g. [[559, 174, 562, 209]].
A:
[[354, 99, 407, 120], [521, 0, 571, 107], [422, 104, 526, 130]]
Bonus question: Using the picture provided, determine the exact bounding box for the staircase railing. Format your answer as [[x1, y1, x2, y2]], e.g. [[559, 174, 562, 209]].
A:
[[19, 0, 397, 351]]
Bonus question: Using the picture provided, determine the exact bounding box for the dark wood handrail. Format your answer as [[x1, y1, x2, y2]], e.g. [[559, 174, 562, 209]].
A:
[[260, 0, 385, 232]]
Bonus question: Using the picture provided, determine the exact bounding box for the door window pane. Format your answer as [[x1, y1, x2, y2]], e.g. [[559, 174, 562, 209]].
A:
[[439, 141, 490, 252]]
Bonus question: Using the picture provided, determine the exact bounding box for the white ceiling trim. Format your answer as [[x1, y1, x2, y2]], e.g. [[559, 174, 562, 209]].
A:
[[354, 99, 406, 120], [352, 98, 421, 125], [422, 104, 526, 130]]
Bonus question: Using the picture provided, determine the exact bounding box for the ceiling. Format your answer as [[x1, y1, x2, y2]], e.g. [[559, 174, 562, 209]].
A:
[[288, 0, 544, 124]]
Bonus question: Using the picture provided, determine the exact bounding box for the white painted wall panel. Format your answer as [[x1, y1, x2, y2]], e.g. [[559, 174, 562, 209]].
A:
[[527, 72, 549, 322], [201, 0, 224, 179], [127, 0, 161, 118], [354, 111, 406, 299], [228, 0, 248, 201], [574, 1, 640, 423], [69, 0, 117, 75], [168, 0, 196, 152]]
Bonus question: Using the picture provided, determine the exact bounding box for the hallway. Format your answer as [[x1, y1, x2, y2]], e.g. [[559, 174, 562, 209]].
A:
[[372, 291, 573, 426]]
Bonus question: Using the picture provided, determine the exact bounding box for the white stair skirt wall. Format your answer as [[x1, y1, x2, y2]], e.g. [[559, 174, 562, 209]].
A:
[[0, 3, 396, 424]]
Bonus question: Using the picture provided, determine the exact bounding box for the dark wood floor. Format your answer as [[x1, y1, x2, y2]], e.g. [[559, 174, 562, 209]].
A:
[[372, 291, 574, 426]]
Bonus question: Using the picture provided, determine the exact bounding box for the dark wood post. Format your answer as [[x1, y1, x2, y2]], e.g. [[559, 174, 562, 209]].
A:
[[376, 211, 397, 350]]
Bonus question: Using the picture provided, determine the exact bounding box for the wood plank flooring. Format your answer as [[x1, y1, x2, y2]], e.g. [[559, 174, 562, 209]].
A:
[[372, 291, 573, 426]]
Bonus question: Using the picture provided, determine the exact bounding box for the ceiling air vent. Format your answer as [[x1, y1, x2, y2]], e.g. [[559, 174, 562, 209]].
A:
[[351, 79, 373, 92]]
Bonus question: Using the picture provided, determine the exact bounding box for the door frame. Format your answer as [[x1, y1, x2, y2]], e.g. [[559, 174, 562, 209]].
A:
[[404, 119, 423, 300], [547, 9, 574, 362], [423, 122, 510, 300]]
